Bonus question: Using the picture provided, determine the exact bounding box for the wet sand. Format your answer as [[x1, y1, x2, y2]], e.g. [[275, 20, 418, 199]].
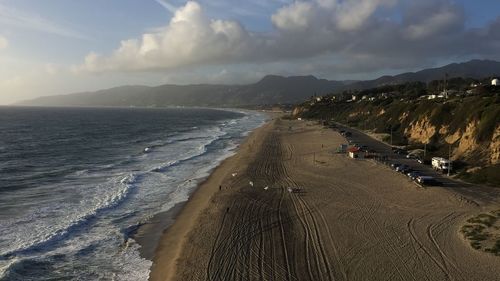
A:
[[149, 118, 500, 281], [135, 202, 186, 260]]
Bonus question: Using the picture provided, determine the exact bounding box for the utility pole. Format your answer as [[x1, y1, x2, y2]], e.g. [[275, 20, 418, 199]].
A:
[[444, 73, 449, 99], [390, 126, 393, 146], [424, 143, 427, 158], [448, 144, 451, 176]]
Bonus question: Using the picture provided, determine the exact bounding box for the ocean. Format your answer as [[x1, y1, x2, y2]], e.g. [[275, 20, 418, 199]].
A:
[[0, 106, 267, 280]]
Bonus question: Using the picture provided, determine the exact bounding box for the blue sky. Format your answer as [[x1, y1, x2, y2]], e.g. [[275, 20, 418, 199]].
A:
[[1, 0, 288, 63], [0, 0, 500, 104]]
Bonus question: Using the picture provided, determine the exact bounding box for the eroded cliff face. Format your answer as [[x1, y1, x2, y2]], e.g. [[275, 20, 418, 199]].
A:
[[292, 106, 307, 117], [455, 121, 481, 160], [404, 117, 437, 144], [490, 126, 500, 164], [404, 117, 499, 165]]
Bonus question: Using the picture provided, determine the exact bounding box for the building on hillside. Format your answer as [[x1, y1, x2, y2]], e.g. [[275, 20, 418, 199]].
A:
[[492, 78, 499, 86]]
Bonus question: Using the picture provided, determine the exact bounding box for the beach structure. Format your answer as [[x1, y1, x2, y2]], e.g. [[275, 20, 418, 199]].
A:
[[348, 147, 363, 159]]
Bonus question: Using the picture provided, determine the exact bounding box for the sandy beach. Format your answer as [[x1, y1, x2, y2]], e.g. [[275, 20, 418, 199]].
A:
[[149, 118, 500, 281]]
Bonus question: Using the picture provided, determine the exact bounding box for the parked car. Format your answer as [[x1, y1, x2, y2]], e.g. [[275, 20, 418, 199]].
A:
[[416, 176, 443, 186], [400, 166, 413, 173], [416, 157, 424, 164], [396, 164, 410, 172], [431, 180, 443, 186], [391, 163, 402, 169], [417, 175, 434, 184], [407, 171, 420, 180]]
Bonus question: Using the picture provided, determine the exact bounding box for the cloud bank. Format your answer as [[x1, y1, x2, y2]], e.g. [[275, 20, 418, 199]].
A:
[[77, 0, 500, 76]]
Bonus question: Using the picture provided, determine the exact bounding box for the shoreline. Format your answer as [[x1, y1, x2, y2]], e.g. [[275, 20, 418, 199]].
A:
[[132, 109, 271, 259], [134, 202, 186, 260], [147, 118, 500, 281], [146, 117, 275, 281]]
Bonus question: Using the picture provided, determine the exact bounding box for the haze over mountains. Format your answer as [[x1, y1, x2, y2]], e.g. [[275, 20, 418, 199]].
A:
[[19, 59, 500, 107]]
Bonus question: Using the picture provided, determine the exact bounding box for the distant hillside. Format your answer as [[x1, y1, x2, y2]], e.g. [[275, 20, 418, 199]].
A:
[[18, 75, 347, 107], [343, 59, 500, 91], [18, 59, 500, 107]]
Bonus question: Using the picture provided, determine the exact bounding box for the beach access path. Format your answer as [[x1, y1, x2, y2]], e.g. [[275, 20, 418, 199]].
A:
[[149, 118, 500, 281]]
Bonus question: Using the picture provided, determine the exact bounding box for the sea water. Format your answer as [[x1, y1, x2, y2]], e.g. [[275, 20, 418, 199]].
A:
[[0, 106, 266, 280]]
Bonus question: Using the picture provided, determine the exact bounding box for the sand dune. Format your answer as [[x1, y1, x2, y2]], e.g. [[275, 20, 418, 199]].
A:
[[150, 118, 500, 281]]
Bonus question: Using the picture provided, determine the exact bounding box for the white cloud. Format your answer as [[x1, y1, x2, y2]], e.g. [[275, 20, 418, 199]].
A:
[[77, 1, 258, 72], [0, 35, 8, 49], [271, 0, 396, 32], [271, 2, 314, 31], [316, 0, 337, 9], [403, 2, 464, 40], [335, 0, 396, 31], [6, 0, 500, 106], [75, 0, 500, 81], [406, 11, 460, 40]]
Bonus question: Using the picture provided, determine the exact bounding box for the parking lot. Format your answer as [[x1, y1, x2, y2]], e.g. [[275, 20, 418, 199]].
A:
[[331, 122, 500, 204]]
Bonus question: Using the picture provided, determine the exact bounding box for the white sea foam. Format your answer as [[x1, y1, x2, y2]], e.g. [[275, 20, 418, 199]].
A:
[[0, 172, 138, 259], [0, 258, 20, 280], [0, 108, 268, 280]]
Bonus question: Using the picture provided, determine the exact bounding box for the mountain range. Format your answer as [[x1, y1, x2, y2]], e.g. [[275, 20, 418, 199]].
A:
[[18, 59, 500, 107]]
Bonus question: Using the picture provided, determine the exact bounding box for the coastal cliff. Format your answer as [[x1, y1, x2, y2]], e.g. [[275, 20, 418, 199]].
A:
[[293, 92, 500, 185]]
